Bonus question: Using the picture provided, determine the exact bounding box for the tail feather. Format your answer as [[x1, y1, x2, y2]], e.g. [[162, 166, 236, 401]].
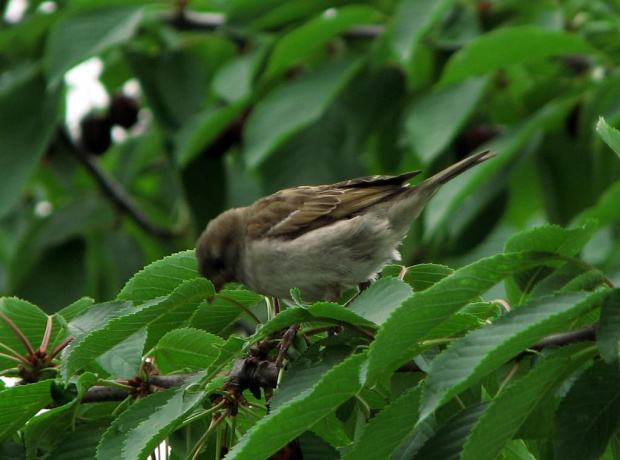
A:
[[413, 150, 495, 190]]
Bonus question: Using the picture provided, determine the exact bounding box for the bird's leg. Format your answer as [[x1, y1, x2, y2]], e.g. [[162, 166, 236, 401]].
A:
[[359, 280, 372, 292], [274, 297, 281, 315], [275, 324, 300, 369], [324, 285, 342, 303], [343, 280, 373, 308]]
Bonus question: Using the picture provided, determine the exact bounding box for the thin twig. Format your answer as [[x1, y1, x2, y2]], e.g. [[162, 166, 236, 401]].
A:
[[57, 127, 181, 239], [216, 295, 262, 325]]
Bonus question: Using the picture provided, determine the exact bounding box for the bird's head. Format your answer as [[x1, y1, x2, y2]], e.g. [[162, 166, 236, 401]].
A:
[[195, 208, 246, 293]]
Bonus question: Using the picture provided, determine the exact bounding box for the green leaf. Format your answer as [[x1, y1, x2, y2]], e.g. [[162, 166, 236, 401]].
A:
[[348, 277, 412, 325], [190, 289, 263, 335], [117, 250, 202, 304], [265, 6, 380, 78], [0, 68, 61, 217], [96, 328, 147, 379], [269, 344, 353, 412], [501, 440, 537, 460], [383, 264, 455, 292], [127, 35, 236, 131], [0, 442, 24, 459], [212, 49, 262, 103], [504, 223, 598, 256], [405, 77, 489, 163], [365, 251, 559, 386], [311, 412, 352, 449], [65, 278, 211, 379], [65, 300, 132, 344], [97, 388, 177, 459], [424, 97, 575, 239], [24, 403, 75, 458], [151, 328, 225, 373], [121, 374, 211, 460], [504, 223, 598, 304], [392, 415, 435, 459], [573, 181, 620, 227], [174, 99, 249, 167], [461, 342, 598, 460], [46, 418, 112, 460], [44, 5, 144, 84], [412, 403, 488, 460], [342, 387, 423, 460], [598, 289, 620, 364], [560, 270, 609, 293], [226, 352, 365, 459], [0, 297, 65, 371], [251, 302, 375, 344], [0, 381, 52, 443], [246, 0, 336, 31], [204, 336, 246, 379], [57, 298, 95, 324], [243, 57, 363, 169], [439, 26, 596, 86], [553, 360, 620, 460], [422, 313, 483, 341], [388, 0, 454, 63], [596, 117, 620, 159], [420, 290, 605, 420]]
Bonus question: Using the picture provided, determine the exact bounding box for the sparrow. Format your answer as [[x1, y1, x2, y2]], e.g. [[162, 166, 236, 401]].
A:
[[196, 150, 495, 302]]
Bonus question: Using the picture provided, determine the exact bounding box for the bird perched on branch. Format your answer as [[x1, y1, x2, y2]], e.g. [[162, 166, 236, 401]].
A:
[[196, 150, 495, 302]]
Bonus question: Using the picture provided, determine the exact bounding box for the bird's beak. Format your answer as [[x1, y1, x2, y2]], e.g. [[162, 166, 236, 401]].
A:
[[207, 277, 224, 304]]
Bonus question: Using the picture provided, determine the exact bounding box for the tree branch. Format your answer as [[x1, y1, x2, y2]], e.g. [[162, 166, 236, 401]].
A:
[[57, 127, 182, 239], [73, 323, 599, 403], [161, 10, 385, 39], [528, 322, 598, 353]]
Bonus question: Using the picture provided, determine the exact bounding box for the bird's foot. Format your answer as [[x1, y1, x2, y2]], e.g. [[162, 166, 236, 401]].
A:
[[343, 280, 373, 308]]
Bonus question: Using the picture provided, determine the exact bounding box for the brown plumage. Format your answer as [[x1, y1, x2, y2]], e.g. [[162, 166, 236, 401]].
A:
[[196, 150, 495, 302]]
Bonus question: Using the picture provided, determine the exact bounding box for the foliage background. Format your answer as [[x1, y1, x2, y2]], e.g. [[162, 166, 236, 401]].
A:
[[1, 0, 620, 459], [1, 0, 618, 310]]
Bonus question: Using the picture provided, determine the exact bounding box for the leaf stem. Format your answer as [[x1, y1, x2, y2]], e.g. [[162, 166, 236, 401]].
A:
[[180, 400, 227, 428], [556, 255, 615, 288], [236, 404, 263, 420], [189, 408, 230, 460], [0, 311, 35, 356], [497, 361, 520, 395], [50, 336, 73, 360], [40, 315, 54, 353], [111, 395, 134, 416], [217, 294, 262, 325], [0, 352, 28, 365], [96, 379, 134, 392], [420, 337, 456, 347], [0, 367, 19, 377], [0, 342, 28, 363]]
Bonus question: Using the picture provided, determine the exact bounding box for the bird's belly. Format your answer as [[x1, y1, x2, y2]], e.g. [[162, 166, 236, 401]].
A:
[[244, 215, 403, 302]]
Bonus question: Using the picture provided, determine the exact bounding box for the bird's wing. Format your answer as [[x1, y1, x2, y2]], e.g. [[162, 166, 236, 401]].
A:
[[246, 171, 422, 240]]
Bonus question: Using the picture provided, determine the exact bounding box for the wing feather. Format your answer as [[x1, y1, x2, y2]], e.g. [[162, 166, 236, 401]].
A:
[[246, 171, 422, 240]]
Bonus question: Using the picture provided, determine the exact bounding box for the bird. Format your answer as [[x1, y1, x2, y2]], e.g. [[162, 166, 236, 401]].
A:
[[196, 150, 495, 303]]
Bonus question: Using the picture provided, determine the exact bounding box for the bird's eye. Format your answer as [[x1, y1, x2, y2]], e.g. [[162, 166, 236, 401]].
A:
[[211, 256, 225, 271]]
